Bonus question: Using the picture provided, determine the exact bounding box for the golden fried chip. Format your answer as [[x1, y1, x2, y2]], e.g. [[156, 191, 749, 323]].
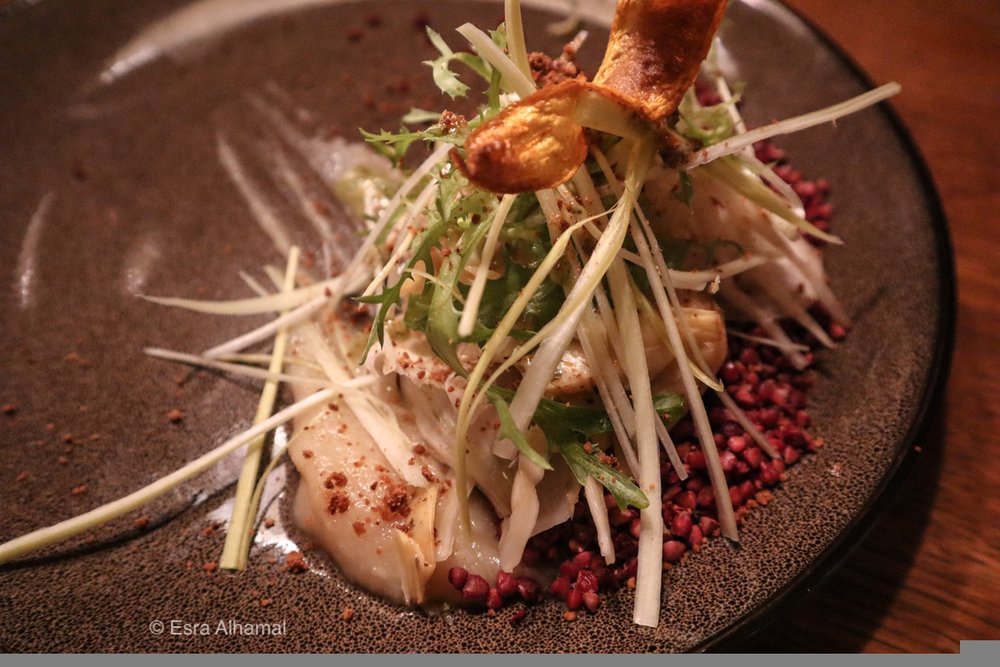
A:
[[453, 81, 589, 194], [595, 0, 727, 121], [457, 0, 727, 193]]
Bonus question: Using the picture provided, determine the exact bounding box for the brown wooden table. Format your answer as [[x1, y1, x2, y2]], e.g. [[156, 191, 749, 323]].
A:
[[727, 0, 1000, 653]]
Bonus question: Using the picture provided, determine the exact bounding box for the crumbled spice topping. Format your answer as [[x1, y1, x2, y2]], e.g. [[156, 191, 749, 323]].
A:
[[327, 491, 350, 514], [284, 551, 309, 573]]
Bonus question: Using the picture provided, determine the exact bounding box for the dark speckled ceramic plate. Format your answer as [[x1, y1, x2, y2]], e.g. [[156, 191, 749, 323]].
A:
[[0, 0, 953, 653]]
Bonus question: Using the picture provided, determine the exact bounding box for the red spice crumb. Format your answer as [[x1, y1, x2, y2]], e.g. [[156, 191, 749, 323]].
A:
[[1, 403, 18, 415], [412, 443, 426, 455], [328, 491, 350, 514], [352, 521, 366, 536], [57, 455, 69, 465], [260, 598, 272, 607], [486, 609, 497, 618], [420, 465, 437, 483], [284, 551, 309, 573], [203, 561, 218, 573], [326, 471, 348, 488], [184, 559, 194, 570], [509, 608, 528, 627], [61, 433, 74, 444], [45, 423, 56, 432], [755, 490, 774, 506], [346, 26, 363, 41], [133, 515, 151, 529], [15, 471, 28, 482], [341, 607, 355, 621], [71, 483, 88, 495], [302, 450, 314, 459], [202, 524, 217, 537], [167, 409, 185, 423], [562, 611, 577, 622], [384, 490, 411, 518], [64, 351, 83, 363], [303, 540, 319, 551], [582, 442, 593, 454], [264, 517, 275, 529], [626, 577, 637, 590], [89, 433, 101, 441]]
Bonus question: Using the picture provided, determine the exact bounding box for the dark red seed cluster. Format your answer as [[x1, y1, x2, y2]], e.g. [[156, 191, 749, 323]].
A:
[[446, 142, 837, 622], [754, 142, 833, 237]]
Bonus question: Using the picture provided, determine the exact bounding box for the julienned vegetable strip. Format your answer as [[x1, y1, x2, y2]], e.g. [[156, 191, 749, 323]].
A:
[[456, 23, 535, 98], [503, 0, 532, 84], [567, 167, 687, 479], [686, 82, 901, 168], [453, 212, 596, 528], [458, 194, 516, 337], [202, 294, 327, 359], [219, 246, 299, 571], [606, 258, 663, 627], [0, 388, 338, 565]]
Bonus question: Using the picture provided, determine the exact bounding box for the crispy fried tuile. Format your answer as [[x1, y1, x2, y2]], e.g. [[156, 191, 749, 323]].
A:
[[456, 0, 726, 193], [453, 81, 588, 194], [594, 0, 727, 122]]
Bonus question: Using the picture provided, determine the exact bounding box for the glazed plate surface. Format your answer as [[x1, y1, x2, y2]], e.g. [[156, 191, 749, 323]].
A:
[[0, 0, 952, 652]]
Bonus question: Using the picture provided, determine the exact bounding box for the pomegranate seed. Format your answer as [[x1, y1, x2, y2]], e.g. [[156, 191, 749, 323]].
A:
[[675, 490, 697, 510], [576, 569, 598, 594], [448, 567, 468, 590], [696, 486, 716, 509], [671, 512, 693, 539], [549, 576, 571, 600], [685, 450, 706, 470], [462, 574, 489, 601], [517, 577, 540, 603], [559, 561, 579, 580], [699, 516, 719, 537], [727, 435, 748, 454], [496, 571, 518, 597], [486, 588, 503, 610], [742, 446, 763, 469], [662, 540, 686, 564], [566, 587, 583, 611]]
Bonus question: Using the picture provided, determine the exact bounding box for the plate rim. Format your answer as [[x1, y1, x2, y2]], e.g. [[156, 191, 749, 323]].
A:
[[0, 0, 957, 653], [695, 0, 957, 652]]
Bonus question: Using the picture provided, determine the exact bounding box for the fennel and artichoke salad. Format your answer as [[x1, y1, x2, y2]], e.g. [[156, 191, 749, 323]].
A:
[[0, 0, 900, 630]]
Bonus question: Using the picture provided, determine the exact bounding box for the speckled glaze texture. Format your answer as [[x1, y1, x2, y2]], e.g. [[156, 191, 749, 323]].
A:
[[0, 0, 951, 653]]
